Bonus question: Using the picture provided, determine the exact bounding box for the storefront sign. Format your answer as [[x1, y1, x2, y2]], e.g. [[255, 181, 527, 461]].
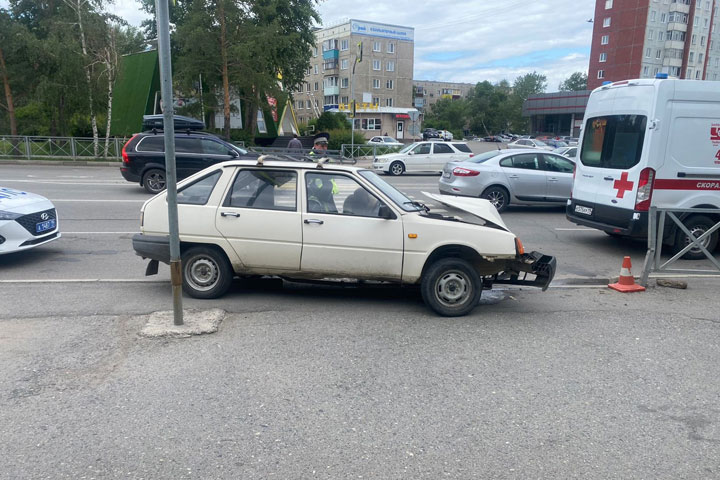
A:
[[350, 20, 414, 42]]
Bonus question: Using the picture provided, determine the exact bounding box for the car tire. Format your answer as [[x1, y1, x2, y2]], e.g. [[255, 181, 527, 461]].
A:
[[421, 257, 482, 317], [481, 186, 510, 213], [181, 246, 234, 299], [672, 215, 719, 260], [389, 161, 405, 176], [142, 168, 166, 194]]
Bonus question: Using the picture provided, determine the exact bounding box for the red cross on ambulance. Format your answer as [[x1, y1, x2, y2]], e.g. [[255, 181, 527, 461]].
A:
[[613, 172, 634, 198]]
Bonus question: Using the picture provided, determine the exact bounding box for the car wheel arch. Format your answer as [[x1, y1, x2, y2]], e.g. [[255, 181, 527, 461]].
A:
[[420, 244, 500, 281]]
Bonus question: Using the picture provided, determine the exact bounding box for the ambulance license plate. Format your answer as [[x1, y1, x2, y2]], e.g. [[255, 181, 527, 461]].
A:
[[574, 205, 593, 216]]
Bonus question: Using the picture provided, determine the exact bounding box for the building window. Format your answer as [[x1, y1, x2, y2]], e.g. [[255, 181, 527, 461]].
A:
[[643, 66, 649, 75], [387, 42, 395, 53], [660, 12, 666, 22], [692, 34, 697, 44], [341, 39, 348, 51], [696, 70, 701, 79], [314, 64, 318, 74], [656, 49, 662, 59], [341, 77, 349, 88], [601, 35, 609, 45], [372, 97, 379, 106], [372, 59, 381, 71], [599, 52, 607, 62], [256, 109, 267, 133], [701, 36, 706, 46], [313, 47, 318, 57], [306, 82, 311, 92], [386, 61, 395, 72], [699, 53, 704, 63], [306, 100, 311, 109], [373, 41, 381, 52], [341, 96, 348, 104], [340, 59, 348, 70], [386, 79, 394, 89], [314, 82, 319, 91], [648, 29, 654, 40], [689, 52, 695, 63], [650, 10, 656, 21], [658, 31, 664, 41], [603, 17, 611, 27], [361, 118, 381, 130], [597, 70, 605, 79], [296, 100, 302, 110], [605, 0, 613, 8], [373, 78, 380, 88], [385, 98, 393, 107], [645, 47, 651, 58]]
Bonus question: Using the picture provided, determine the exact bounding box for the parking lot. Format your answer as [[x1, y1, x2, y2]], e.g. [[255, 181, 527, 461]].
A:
[[1, 163, 719, 478]]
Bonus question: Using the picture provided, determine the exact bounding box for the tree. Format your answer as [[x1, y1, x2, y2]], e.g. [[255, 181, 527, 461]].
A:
[[423, 97, 467, 138], [0, 10, 20, 136], [559, 72, 588, 91]]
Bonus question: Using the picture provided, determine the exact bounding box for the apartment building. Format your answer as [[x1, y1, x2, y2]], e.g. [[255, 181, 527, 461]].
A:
[[588, 0, 720, 90], [294, 19, 418, 140], [412, 80, 475, 112]]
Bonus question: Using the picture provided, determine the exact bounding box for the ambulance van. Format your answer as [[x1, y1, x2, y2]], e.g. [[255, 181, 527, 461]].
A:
[[566, 75, 720, 260]]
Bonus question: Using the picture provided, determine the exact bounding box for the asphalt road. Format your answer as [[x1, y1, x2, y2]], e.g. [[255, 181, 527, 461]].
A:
[[2, 162, 720, 479]]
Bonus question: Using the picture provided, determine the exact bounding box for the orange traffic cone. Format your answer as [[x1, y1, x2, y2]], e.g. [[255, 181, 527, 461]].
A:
[[608, 256, 645, 292]]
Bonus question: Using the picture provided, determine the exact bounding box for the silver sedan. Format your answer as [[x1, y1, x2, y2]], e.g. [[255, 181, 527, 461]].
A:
[[438, 149, 575, 212]]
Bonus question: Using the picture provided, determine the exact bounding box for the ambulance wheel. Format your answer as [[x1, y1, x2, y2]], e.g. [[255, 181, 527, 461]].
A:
[[673, 215, 719, 260], [482, 186, 509, 213]]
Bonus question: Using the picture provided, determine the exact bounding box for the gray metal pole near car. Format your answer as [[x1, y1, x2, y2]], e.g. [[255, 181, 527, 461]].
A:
[[155, 0, 183, 326]]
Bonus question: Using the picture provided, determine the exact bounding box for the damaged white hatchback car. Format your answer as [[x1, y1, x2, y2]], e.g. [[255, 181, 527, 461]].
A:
[[133, 159, 556, 316]]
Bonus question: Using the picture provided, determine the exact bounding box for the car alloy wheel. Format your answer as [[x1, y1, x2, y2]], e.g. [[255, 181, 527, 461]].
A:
[[482, 186, 509, 213], [143, 169, 166, 194], [390, 161, 405, 176]]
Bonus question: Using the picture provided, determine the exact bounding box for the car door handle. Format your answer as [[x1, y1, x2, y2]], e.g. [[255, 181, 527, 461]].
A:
[[220, 211, 241, 217], [548, 178, 559, 182], [304, 219, 324, 225], [604, 176, 614, 181], [508, 175, 519, 179]]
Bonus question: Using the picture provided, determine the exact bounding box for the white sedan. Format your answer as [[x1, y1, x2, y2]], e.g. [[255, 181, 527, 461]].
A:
[[368, 136, 403, 147], [373, 141, 473, 175], [0, 187, 60, 254], [507, 139, 554, 151]]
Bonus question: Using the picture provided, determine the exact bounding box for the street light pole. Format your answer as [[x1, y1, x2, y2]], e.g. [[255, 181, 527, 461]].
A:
[[155, 0, 183, 326]]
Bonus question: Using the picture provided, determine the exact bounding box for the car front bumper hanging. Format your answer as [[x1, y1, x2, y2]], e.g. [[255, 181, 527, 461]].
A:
[[492, 251, 557, 291]]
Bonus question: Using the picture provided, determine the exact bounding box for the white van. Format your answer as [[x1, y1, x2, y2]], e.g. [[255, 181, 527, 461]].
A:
[[566, 76, 720, 259]]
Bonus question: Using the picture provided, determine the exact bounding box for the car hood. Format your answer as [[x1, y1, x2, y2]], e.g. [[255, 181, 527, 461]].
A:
[[375, 153, 403, 160], [0, 187, 51, 211], [421, 192, 509, 232]]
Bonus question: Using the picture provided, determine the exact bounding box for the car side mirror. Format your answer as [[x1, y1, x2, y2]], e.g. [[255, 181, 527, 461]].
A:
[[229, 150, 239, 158], [378, 204, 395, 219], [408, 151, 414, 155]]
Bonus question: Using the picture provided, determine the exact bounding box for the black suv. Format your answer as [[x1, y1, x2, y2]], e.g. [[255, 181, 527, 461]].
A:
[[121, 118, 257, 193]]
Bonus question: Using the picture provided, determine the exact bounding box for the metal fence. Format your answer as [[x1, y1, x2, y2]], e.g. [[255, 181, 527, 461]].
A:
[[247, 146, 355, 164], [0, 135, 128, 160], [640, 206, 720, 285], [341, 143, 402, 159]]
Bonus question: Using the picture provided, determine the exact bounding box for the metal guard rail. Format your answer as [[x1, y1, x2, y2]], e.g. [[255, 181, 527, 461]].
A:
[[640, 206, 720, 285]]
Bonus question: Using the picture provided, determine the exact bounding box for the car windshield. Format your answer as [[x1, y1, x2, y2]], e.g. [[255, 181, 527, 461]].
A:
[[468, 150, 502, 163], [398, 143, 417, 154], [231, 144, 248, 155], [580, 115, 647, 169], [358, 170, 423, 211]]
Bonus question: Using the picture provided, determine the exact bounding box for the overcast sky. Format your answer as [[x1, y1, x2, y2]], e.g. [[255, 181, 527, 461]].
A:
[[2, 0, 596, 91]]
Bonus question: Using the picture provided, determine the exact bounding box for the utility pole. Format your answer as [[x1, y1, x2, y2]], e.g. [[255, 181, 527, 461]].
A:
[[199, 73, 205, 124], [350, 41, 362, 156], [155, 0, 183, 326]]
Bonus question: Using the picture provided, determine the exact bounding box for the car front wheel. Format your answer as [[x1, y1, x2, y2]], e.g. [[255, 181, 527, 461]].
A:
[[482, 186, 510, 213], [143, 168, 166, 194], [181, 246, 234, 299], [389, 161, 405, 176], [421, 258, 482, 317]]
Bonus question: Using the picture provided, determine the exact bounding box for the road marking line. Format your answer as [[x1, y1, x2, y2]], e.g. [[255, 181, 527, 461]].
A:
[[554, 228, 597, 231], [5, 179, 128, 186], [62, 231, 138, 234]]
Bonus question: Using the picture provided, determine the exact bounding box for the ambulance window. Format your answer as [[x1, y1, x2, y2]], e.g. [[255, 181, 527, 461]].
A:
[[580, 115, 647, 169]]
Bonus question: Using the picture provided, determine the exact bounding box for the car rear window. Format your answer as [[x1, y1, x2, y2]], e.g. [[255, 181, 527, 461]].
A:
[[452, 143, 472, 153], [469, 150, 502, 164], [580, 115, 647, 169], [178, 170, 222, 205], [136, 136, 164, 152]]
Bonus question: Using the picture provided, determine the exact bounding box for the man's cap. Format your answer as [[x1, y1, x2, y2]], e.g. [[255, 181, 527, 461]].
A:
[[313, 132, 330, 145]]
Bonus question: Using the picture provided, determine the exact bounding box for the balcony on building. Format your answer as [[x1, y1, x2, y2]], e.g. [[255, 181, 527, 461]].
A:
[[324, 86, 340, 96], [323, 59, 339, 73], [664, 39, 686, 50], [669, 0, 691, 13], [667, 22, 687, 33]]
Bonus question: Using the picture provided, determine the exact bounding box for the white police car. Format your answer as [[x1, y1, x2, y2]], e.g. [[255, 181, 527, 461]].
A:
[[0, 187, 60, 255]]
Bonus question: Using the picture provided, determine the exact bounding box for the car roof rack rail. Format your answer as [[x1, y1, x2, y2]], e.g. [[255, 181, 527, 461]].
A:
[[142, 114, 205, 132]]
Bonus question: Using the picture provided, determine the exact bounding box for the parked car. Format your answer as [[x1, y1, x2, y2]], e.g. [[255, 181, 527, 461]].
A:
[[545, 139, 569, 148], [121, 119, 258, 194], [507, 139, 554, 151], [553, 146, 578, 158], [422, 128, 440, 140], [483, 136, 503, 142], [0, 187, 60, 254], [372, 141, 473, 175], [435, 130, 454, 141], [133, 158, 556, 316], [560, 136, 579, 146], [438, 149, 575, 212], [369, 135, 403, 147]]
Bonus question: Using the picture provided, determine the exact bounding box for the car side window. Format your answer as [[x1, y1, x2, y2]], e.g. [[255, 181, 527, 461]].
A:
[[225, 169, 297, 211], [512, 154, 540, 170], [136, 136, 164, 152], [175, 137, 203, 154], [499, 157, 513, 167], [452, 143, 472, 153], [542, 154, 574, 173], [433, 143, 454, 154], [306, 173, 387, 218], [178, 170, 222, 205], [412, 143, 431, 155], [202, 138, 231, 155]]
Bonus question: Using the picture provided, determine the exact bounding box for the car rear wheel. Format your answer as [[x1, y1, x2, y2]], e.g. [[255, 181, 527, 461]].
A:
[[389, 161, 405, 176], [482, 186, 509, 213], [673, 215, 719, 260], [143, 169, 166, 194], [181, 246, 234, 299], [421, 258, 482, 317]]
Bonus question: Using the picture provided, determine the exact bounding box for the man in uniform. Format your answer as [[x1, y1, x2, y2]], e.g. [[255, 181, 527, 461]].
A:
[[309, 132, 330, 156]]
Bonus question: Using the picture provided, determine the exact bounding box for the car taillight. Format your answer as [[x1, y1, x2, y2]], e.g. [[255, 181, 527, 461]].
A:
[[634, 167, 655, 211], [452, 167, 480, 177], [121, 134, 138, 165]]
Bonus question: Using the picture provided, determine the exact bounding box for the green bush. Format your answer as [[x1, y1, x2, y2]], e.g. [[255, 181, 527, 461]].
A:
[[15, 103, 50, 136], [315, 112, 351, 132], [327, 128, 359, 150]]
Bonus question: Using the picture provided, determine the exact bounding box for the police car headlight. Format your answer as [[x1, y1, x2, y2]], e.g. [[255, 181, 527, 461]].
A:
[[0, 210, 23, 220]]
